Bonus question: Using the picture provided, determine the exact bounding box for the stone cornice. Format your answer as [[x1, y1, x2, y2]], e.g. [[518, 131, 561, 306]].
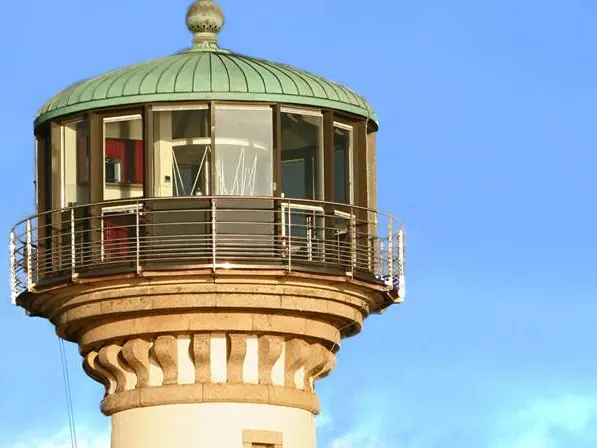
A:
[[30, 273, 380, 348], [84, 332, 332, 415], [102, 383, 319, 415], [21, 271, 376, 416]]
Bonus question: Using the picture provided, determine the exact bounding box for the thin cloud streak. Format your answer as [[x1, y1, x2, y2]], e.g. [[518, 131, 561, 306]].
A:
[[8, 426, 109, 448], [323, 390, 597, 448], [493, 394, 597, 448]]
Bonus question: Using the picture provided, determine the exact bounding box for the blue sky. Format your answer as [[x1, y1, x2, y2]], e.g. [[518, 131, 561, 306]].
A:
[[1, 0, 597, 447]]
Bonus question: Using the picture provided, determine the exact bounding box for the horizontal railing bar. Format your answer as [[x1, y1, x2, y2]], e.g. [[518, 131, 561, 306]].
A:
[[11, 196, 401, 227], [9, 196, 404, 302]]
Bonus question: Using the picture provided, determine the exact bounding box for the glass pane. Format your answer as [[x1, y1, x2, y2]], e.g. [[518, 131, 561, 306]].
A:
[[172, 144, 210, 196], [153, 110, 211, 197], [37, 131, 52, 210], [333, 125, 352, 204], [334, 146, 346, 204], [63, 120, 90, 206], [281, 112, 322, 200], [104, 116, 144, 200], [281, 160, 306, 199], [172, 110, 209, 139], [214, 106, 273, 196]]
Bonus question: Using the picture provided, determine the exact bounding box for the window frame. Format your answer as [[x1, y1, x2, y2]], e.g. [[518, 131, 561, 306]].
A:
[[213, 103, 275, 196], [102, 113, 144, 198], [332, 120, 354, 205], [279, 107, 325, 201], [242, 429, 282, 448], [152, 104, 211, 197]]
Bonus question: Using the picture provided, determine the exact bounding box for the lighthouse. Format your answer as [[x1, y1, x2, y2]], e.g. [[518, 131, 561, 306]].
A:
[[9, 1, 405, 447]]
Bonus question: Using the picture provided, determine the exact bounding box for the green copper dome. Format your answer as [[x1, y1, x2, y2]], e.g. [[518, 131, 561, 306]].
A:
[[35, 1, 377, 127]]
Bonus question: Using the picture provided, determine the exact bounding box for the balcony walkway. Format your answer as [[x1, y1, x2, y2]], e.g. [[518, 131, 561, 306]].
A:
[[10, 196, 405, 303]]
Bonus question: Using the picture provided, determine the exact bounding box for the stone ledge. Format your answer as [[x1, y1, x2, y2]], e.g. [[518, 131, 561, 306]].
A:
[[101, 383, 319, 415], [77, 313, 341, 353], [30, 270, 383, 324]]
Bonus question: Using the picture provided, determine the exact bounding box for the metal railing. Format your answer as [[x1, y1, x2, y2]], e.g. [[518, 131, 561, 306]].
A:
[[9, 196, 405, 303]]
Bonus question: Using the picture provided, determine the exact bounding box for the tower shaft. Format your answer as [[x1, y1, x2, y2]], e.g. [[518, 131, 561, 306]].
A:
[[24, 271, 385, 447]]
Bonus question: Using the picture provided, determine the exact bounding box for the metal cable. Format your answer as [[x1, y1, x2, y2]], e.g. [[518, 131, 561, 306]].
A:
[[58, 337, 78, 448]]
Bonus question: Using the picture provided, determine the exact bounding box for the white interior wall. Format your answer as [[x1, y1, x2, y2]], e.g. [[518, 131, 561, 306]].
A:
[[155, 112, 174, 197]]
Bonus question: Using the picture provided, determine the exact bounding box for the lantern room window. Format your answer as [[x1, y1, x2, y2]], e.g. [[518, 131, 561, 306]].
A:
[[333, 122, 354, 205], [214, 105, 273, 196], [103, 115, 144, 200], [280, 108, 323, 200], [61, 119, 90, 207], [154, 106, 211, 197]]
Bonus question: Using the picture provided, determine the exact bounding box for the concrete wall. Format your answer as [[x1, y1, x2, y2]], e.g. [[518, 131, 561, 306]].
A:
[[112, 402, 316, 448]]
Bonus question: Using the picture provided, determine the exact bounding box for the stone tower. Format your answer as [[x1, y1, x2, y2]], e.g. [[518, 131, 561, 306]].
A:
[[9, 1, 405, 447]]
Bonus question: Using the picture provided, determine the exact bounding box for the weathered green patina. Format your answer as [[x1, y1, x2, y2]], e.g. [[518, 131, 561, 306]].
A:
[[35, 0, 377, 127]]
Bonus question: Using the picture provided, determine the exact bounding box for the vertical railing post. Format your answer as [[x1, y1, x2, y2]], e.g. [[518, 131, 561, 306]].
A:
[[70, 207, 76, 280], [350, 205, 356, 275], [26, 219, 33, 292], [9, 231, 16, 304], [388, 218, 393, 282], [379, 239, 385, 279], [287, 200, 292, 272], [367, 213, 373, 272], [397, 225, 406, 300], [373, 215, 378, 275], [211, 199, 217, 271], [306, 215, 313, 261], [135, 201, 141, 275]]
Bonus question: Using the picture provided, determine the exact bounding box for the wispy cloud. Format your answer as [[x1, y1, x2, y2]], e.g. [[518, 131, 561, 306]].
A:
[[493, 394, 597, 448], [322, 390, 396, 448], [322, 387, 597, 448], [9, 393, 597, 448], [316, 410, 333, 431], [8, 426, 109, 448], [328, 426, 388, 448]]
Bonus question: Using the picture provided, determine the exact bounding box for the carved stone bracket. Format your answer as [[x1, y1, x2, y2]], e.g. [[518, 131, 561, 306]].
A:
[[82, 331, 335, 415]]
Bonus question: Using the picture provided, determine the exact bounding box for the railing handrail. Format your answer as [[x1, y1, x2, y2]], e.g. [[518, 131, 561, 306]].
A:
[[8, 196, 405, 305], [10, 195, 402, 235]]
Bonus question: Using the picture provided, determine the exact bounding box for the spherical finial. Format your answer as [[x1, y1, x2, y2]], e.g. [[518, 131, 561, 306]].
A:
[[186, 0, 225, 49]]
